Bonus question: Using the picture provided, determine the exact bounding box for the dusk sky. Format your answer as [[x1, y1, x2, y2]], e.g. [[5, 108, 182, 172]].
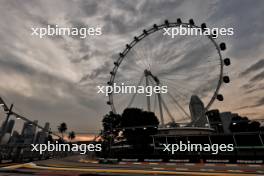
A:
[[0, 0, 263, 136]]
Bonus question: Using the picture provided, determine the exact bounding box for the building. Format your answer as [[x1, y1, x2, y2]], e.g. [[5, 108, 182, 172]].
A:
[[0, 119, 15, 144], [35, 122, 50, 144], [207, 110, 236, 134], [206, 109, 224, 133], [189, 95, 208, 127], [21, 120, 38, 144], [220, 112, 235, 134]]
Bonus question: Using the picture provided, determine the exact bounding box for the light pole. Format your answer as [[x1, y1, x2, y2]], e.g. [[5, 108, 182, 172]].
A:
[[0, 97, 14, 139], [0, 97, 61, 138]]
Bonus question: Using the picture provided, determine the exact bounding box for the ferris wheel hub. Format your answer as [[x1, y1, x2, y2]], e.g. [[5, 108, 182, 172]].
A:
[[144, 70, 160, 85]]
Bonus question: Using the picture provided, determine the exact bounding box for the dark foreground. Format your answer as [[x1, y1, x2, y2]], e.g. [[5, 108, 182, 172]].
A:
[[0, 155, 264, 176]]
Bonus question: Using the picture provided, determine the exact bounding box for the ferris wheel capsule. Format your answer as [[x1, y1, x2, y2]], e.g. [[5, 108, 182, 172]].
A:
[[177, 18, 182, 24], [220, 43, 226, 50], [165, 20, 169, 26], [223, 76, 230, 83], [114, 62, 119, 66], [153, 24, 158, 30], [224, 58, 231, 66], [119, 53, 124, 58], [217, 94, 224, 101], [189, 19, 195, 25], [201, 23, 207, 30]]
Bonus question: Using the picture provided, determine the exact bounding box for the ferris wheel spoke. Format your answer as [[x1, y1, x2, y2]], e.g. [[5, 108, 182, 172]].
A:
[[161, 77, 200, 86], [162, 94, 187, 121], [137, 43, 151, 69], [160, 76, 206, 82], [160, 95, 176, 123], [153, 93, 157, 114], [144, 37, 153, 70], [193, 63, 221, 72], [158, 83, 190, 121], [166, 91, 191, 120], [130, 47, 148, 70], [161, 76, 212, 90], [161, 78, 195, 94], [164, 81, 190, 98], [127, 73, 145, 108], [168, 86, 189, 100], [150, 33, 168, 72], [164, 84, 192, 101], [130, 49, 149, 70]]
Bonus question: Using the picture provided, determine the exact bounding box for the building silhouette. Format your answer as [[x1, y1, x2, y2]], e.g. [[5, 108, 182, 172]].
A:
[[0, 119, 15, 144], [207, 110, 238, 133], [35, 122, 50, 144], [189, 95, 208, 127], [21, 120, 38, 144]]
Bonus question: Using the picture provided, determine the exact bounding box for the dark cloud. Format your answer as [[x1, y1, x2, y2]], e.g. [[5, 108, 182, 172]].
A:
[[79, 0, 99, 16], [237, 97, 264, 109], [139, 0, 185, 20], [255, 97, 264, 107], [249, 70, 264, 82], [79, 61, 111, 82], [114, 0, 137, 14], [241, 83, 255, 90], [244, 83, 264, 94], [240, 59, 264, 76], [0, 0, 264, 131], [102, 14, 131, 35], [0, 57, 35, 76]]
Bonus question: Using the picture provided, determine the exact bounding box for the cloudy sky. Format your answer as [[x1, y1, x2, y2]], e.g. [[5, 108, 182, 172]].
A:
[[0, 0, 263, 137]]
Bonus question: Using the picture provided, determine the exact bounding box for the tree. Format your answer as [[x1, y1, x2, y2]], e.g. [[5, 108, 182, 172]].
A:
[[120, 108, 159, 145], [58, 122, 67, 140], [68, 131, 76, 142], [100, 112, 122, 157], [248, 121, 261, 132], [102, 111, 121, 140]]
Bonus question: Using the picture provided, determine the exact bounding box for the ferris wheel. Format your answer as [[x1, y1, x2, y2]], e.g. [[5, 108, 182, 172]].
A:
[[107, 19, 231, 127]]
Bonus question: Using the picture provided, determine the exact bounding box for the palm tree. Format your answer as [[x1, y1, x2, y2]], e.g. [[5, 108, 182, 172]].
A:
[[58, 122, 67, 140], [68, 131, 76, 142]]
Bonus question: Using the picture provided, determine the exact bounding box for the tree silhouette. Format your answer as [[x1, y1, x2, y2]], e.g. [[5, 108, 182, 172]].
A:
[[102, 111, 121, 139], [248, 121, 260, 131], [58, 122, 67, 140], [68, 131, 76, 142], [100, 111, 122, 157], [120, 108, 159, 145]]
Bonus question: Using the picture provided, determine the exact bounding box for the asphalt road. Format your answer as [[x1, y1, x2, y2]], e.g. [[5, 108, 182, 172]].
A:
[[0, 155, 264, 175]]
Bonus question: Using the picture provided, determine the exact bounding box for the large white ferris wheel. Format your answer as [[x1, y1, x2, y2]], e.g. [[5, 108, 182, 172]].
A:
[[107, 19, 231, 127]]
